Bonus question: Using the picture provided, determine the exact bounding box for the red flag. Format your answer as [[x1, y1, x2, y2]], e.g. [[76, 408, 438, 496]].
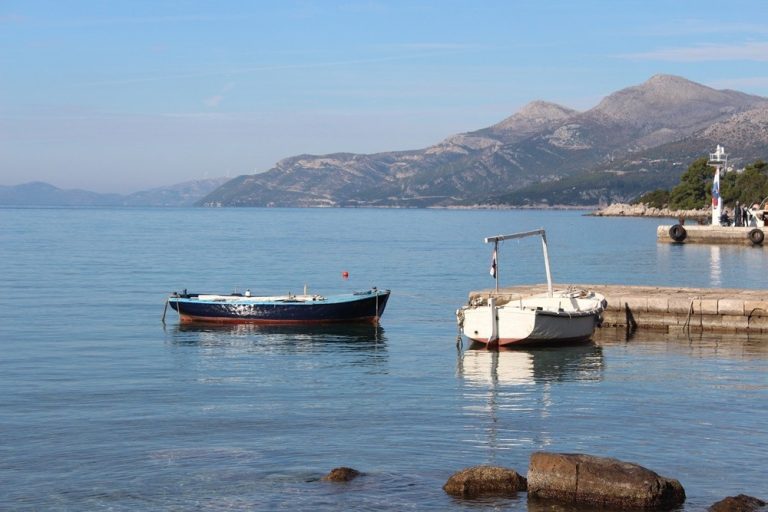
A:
[[489, 249, 497, 278]]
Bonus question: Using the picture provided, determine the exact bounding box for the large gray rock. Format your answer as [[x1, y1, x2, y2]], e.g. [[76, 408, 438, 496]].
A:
[[527, 452, 685, 509], [708, 494, 766, 512], [443, 465, 527, 497]]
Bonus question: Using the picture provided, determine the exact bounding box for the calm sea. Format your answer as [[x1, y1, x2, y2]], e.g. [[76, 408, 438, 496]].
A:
[[1, 207, 766, 511]]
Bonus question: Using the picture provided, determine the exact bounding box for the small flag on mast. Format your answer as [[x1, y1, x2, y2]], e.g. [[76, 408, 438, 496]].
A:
[[489, 248, 497, 278]]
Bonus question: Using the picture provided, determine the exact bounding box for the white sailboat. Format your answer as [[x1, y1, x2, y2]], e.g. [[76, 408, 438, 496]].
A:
[[456, 229, 606, 347]]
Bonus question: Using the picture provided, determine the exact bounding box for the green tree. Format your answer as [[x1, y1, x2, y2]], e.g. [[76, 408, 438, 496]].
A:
[[668, 157, 712, 210], [632, 189, 669, 208], [720, 167, 738, 204], [725, 160, 768, 207], [633, 158, 768, 210]]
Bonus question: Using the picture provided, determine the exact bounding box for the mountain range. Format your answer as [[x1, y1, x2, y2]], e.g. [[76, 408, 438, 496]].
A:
[[6, 75, 767, 209], [0, 178, 229, 207], [199, 74, 768, 208]]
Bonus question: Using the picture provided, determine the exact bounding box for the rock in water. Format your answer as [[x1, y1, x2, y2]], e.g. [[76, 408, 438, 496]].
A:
[[708, 494, 766, 512], [321, 467, 361, 482], [443, 465, 527, 497], [527, 452, 685, 509]]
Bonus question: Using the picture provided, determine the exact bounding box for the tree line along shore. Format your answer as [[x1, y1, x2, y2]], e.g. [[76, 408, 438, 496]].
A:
[[594, 155, 768, 220]]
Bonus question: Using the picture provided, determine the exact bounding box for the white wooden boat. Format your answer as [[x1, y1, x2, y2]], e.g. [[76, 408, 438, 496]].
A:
[[456, 229, 606, 347]]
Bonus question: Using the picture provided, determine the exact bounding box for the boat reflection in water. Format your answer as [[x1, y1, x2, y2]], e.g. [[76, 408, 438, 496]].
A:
[[460, 342, 604, 385], [168, 322, 387, 355], [457, 343, 604, 460]]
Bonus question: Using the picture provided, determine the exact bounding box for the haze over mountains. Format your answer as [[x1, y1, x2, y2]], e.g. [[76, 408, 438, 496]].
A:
[[200, 74, 768, 208], [6, 75, 768, 208], [0, 178, 229, 207]]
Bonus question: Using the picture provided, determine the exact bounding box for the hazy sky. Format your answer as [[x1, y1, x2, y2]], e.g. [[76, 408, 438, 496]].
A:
[[2, 1, 768, 193]]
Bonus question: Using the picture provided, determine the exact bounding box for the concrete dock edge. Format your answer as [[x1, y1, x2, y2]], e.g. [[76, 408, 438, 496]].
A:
[[657, 225, 766, 246]]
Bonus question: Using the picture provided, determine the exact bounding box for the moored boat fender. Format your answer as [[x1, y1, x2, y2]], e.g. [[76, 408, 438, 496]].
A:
[[668, 224, 687, 242], [748, 228, 765, 245]]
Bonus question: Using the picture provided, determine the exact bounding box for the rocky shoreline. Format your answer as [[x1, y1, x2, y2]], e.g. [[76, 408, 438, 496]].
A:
[[323, 451, 766, 511], [591, 202, 709, 220]]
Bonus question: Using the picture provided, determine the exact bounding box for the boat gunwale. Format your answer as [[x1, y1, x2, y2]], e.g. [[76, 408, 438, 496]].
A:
[[531, 308, 602, 319], [169, 289, 390, 307]]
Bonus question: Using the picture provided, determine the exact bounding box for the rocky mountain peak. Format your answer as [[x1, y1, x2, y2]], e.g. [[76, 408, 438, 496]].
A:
[[490, 100, 577, 131], [589, 73, 764, 129], [437, 101, 580, 151], [645, 73, 701, 88], [453, 100, 581, 147], [519, 100, 578, 120]]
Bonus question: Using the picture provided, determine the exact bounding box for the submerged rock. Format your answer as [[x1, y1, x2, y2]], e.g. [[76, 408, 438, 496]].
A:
[[527, 452, 685, 510], [321, 467, 361, 482], [708, 494, 766, 512], [443, 465, 527, 497]]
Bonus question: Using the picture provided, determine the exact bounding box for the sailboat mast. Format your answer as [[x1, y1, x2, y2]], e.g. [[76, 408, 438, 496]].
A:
[[541, 231, 553, 298], [494, 240, 499, 292], [484, 228, 553, 297]]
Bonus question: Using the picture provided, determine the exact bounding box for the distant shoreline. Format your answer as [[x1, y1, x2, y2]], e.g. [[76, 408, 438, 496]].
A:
[[0, 202, 712, 219], [588, 203, 709, 220], [430, 204, 595, 211]]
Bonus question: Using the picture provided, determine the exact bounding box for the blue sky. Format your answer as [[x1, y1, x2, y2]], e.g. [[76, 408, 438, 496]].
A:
[[2, 1, 767, 193]]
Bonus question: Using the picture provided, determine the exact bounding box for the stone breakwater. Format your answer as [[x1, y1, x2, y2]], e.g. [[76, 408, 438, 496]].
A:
[[592, 203, 709, 220]]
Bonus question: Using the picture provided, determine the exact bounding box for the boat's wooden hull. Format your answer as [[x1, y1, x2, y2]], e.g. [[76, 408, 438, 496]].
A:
[[168, 289, 390, 325]]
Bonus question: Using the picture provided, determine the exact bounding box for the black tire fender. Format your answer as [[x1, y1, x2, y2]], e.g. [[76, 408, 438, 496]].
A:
[[748, 228, 764, 245], [669, 224, 687, 242]]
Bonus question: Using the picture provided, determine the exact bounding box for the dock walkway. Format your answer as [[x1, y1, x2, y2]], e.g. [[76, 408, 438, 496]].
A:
[[657, 224, 766, 245], [468, 284, 768, 333]]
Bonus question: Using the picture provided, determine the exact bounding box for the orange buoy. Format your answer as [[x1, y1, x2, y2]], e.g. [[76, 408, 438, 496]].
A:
[[342, 271, 349, 279]]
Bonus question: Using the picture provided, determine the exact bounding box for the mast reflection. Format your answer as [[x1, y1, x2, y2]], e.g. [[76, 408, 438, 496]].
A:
[[457, 343, 604, 461]]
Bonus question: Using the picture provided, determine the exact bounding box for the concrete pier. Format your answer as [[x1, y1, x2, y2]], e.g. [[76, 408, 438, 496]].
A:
[[468, 284, 768, 333], [657, 224, 766, 245]]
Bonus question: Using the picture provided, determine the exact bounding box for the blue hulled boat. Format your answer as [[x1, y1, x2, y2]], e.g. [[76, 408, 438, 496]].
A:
[[166, 287, 390, 325]]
